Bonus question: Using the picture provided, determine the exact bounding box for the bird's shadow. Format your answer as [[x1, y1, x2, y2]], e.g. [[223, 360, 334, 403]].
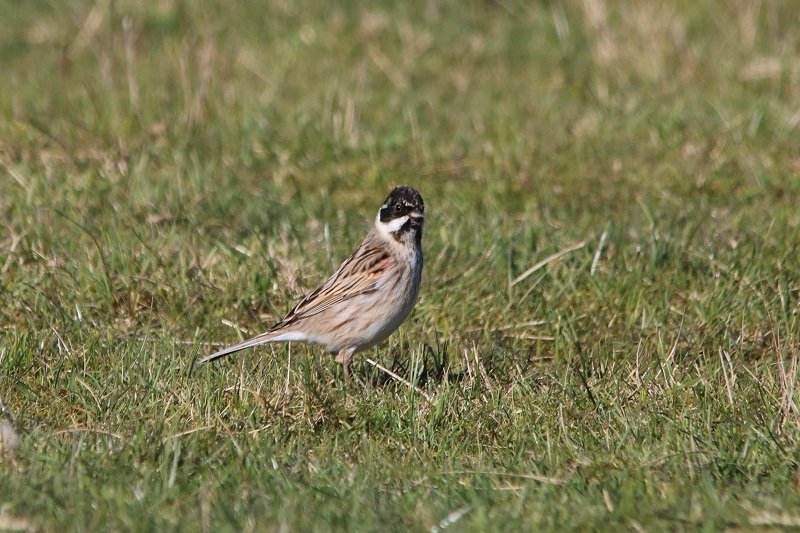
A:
[[354, 340, 470, 390]]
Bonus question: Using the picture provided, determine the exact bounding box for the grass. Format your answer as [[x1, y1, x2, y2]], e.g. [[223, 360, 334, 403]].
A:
[[1, 0, 800, 530]]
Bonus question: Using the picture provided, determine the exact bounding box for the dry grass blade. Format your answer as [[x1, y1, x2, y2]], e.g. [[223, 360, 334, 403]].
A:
[[365, 358, 432, 403], [511, 241, 587, 286], [442, 470, 567, 485]]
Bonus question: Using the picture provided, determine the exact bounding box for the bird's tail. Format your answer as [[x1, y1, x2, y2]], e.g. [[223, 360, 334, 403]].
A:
[[197, 330, 307, 365]]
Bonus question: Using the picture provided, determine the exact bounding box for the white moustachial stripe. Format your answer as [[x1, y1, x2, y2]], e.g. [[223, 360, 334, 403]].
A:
[[375, 213, 409, 235]]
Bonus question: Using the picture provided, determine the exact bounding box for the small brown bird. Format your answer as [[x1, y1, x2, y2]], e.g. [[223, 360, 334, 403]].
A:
[[199, 185, 425, 378]]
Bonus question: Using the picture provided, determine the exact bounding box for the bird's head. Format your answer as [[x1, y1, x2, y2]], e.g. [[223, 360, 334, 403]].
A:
[[375, 185, 424, 244]]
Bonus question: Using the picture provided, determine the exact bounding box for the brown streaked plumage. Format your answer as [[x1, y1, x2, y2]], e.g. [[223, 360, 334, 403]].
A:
[[198, 185, 425, 378]]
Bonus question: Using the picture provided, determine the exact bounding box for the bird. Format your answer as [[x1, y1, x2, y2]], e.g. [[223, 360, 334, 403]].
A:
[[198, 185, 425, 379]]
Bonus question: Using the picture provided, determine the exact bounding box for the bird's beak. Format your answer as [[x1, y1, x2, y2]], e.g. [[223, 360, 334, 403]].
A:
[[408, 211, 424, 226]]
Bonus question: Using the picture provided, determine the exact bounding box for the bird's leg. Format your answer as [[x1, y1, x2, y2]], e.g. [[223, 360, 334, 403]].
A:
[[335, 348, 355, 381]]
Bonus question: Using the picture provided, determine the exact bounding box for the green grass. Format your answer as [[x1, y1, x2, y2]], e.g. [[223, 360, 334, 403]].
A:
[[2, 0, 800, 530]]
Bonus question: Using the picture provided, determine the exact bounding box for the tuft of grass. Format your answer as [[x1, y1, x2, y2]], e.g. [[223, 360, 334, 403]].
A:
[[2, 0, 799, 530]]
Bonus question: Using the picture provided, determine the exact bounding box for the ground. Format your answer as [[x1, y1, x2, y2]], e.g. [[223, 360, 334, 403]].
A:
[[1, 0, 799, 530]]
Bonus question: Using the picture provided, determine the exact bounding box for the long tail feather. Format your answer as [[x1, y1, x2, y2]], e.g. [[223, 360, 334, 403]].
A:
[[198, 331, 307, 364]]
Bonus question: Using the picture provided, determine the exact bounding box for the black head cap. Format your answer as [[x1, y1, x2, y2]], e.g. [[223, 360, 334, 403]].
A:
[[379, 185, 424, 223]]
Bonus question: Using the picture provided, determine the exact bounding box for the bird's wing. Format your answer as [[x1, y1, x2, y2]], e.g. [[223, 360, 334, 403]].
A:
[[275, 237, 393, 328], [199, 233, 395, 365]]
